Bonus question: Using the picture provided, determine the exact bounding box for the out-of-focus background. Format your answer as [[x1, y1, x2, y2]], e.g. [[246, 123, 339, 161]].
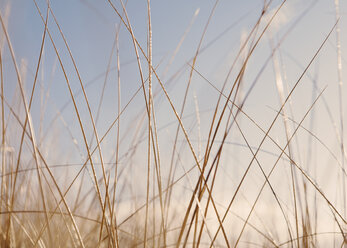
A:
[[0, 0, 346, 247]]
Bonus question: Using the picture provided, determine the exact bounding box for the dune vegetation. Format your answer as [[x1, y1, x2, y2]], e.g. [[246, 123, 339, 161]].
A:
[[0, 0, 346, 247]]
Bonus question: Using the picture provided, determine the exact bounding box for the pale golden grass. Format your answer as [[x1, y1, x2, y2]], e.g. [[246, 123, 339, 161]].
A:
[[0, 0, 346, 247]]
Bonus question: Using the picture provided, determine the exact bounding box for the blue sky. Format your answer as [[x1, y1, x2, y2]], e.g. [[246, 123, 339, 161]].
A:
[[1, 1, 347, 242], [1, 0, 345, 160], [1, 0, 345, 179]]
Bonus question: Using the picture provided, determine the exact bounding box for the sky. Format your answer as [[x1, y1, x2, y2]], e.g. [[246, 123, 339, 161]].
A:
[[1, 0, 347, 244]]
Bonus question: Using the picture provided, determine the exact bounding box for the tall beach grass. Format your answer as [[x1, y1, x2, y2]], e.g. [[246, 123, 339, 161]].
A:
[[0, 0, 346, 247]]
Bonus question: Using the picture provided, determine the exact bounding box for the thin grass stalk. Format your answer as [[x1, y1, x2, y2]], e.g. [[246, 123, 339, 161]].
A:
[[149, 93, 167, 247], [45, 5, 115, 238], [221, 80, 347, 242], [334, 0, 345, 221], [230, 92, 326, 248], [193, 68, 247, 245], [0, 14, 8, 226], [183, 7, 263, 247], [38, 159, 80, 248], [88, 28, 117, 150], [108, 0, 151, 245], [111, 22, 122, 248], [0, 91, 87, 247], [42, 8, 118, 240], [209, 17, 338, 247], [0, 37, 5, 244], [278, 47, 308, 223], [270, 38, 300, 247], [166, 4, 220, 239], [102, 10, 259, 230], [159, 4, 222, 233], [198, 69, 344, 246], [144, 4, 167, 245], [144, 1, 153, 246], [42, 76, 146, 234], [161, 8, 200, 80], [142, 29, 231, 248], [110, 0, 181, 246], [190, 4, 280, 226], [0, 7, 54, 246], [0, 6, 9, 237], [31, 1, 112, 245], [110, 1, 165, 247], [192, 93, 201, 248], [98, 173, 112, 247], [199, 0, 271, 174], [195, 68, 293, 247], [278, 51, 347, 177], [88, 0, 127, 152]]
